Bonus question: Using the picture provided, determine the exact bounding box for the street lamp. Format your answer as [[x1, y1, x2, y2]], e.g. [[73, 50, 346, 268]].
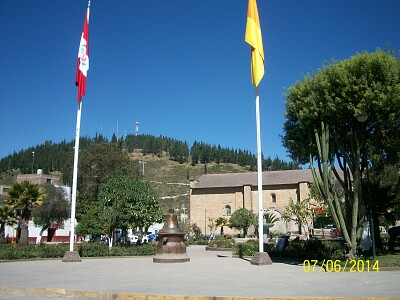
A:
[[181, 203, 187, 224], [357, 112, 376, 260], [31, 151, 35, 174], [204, 209, 207, 237]]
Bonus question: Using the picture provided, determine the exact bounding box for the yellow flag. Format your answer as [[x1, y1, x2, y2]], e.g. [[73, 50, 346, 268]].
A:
[[245, 0, 264, 87]]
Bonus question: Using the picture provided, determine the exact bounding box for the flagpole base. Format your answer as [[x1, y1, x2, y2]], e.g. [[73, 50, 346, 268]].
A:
[[251, 252, 272, 265], [62, 251, 82, 263]]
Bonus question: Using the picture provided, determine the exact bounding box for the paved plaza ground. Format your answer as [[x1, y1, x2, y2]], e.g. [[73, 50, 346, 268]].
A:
[[0, 245, 399, 299]]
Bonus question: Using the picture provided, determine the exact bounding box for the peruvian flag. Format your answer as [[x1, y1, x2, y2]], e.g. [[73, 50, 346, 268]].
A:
[[76, 7, 90, 103]]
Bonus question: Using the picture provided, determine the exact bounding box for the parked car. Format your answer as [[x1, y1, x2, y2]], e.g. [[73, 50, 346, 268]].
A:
[[141, 234, 149, 244], [129, 233, 149, 245], [129, 234, 139, 244]]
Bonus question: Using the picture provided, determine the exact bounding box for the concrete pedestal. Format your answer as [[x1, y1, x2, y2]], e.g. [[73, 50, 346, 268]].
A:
[[62, 251, 82, 262], [153, 252, 190, 263], [251, 252, 272, 265]]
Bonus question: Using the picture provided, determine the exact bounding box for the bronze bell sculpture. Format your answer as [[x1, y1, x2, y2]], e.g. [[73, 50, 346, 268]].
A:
[[153, 209, 190, 263]]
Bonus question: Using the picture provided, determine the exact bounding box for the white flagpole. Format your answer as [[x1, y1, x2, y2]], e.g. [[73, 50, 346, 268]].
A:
[[63, 1, 90, 262], [69, 101, 82, 252], [255, 86, 264, 252]]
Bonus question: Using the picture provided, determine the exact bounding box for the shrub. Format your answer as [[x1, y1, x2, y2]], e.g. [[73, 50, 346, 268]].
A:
[[0, 244, 69, 260], [0, 243, 157, 260], [80, 243, 157, 257], [187, 237, 209, 245], [81, 243, 110, 257], [302, 239, 345, 261], [267, 239, 345, 261], [39, 244, 68, 258], [233, 240, 259, 257], [125, 244, 156, 256], [281, 241, 304, 259], [208, 238, 235, 249]]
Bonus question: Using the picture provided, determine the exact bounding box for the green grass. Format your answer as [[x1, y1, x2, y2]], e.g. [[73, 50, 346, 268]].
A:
[[373, 252, 400, 268]]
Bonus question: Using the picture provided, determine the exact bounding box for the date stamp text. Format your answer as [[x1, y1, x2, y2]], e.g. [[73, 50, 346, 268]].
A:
[[303, 259, 379, 272]]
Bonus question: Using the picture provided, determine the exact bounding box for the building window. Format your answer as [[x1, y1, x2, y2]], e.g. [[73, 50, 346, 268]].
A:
[[271, 193, 276, 203], [46, 178, 52, 184], [225, 205, 231, 216]]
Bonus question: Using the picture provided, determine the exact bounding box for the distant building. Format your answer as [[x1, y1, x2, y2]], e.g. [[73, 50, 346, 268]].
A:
[[190, 169, 316, 236], [17, 169, 62, 185], [2, 170, 72, 244], [0, 185, 10, 197]]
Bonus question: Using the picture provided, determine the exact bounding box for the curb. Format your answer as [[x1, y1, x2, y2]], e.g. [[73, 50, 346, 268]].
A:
[[2, 285, 399, 300], [205, 247, 233, 251]]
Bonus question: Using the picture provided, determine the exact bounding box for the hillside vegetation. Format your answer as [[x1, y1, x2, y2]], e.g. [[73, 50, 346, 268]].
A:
[[0, 134, 299, 213], [129, 151, 250, 212]]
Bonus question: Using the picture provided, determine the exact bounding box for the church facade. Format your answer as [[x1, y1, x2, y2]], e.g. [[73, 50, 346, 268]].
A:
[[189, 169, 316, 236]]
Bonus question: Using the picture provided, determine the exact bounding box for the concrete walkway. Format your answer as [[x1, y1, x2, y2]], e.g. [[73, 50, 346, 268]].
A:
[[0, 245, 399, 299]]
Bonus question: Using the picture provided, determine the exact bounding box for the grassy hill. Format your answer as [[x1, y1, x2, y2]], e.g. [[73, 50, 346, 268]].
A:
[[0, 134, 298, 215], [128, 151, 250, 213]]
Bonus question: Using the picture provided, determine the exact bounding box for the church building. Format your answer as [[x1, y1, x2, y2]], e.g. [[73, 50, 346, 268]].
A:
[[189, 169, 316, 236]]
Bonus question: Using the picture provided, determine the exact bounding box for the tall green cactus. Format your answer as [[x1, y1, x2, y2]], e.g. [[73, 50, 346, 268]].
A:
[[310, 122, 357, 259]]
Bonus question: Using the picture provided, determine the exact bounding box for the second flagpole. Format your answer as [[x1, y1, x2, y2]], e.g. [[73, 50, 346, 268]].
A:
[[255, 86, 264, 251]]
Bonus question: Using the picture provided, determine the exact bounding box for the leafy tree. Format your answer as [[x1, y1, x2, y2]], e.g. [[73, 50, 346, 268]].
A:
[[0, 204, 17, 243], [97, 175, 163, 248], [6, 181, 45, 244], [283, 49, 400, 257], [283, 50, 400, 165], [75, 206, 105, 238], [368, 161, 400, 250], [31, 184, 70, 243], [178, 220, 191, 234], [215, 217, 229, 235], [76, 143, 139, 220], [191, 223, 202, 238], [282, 197, 318, 236], [228, 208, 257, 238]]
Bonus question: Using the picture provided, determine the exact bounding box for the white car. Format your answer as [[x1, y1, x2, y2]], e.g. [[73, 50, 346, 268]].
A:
[[141, 234, 149, 244], [129, 235, 139, 244], [129, 234, 149, 244]]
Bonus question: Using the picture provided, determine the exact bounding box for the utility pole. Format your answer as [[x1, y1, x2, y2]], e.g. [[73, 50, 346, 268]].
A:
[[139, 160, 147, 178], [31, 151, 35, 174], [204, 209, 207, 237]]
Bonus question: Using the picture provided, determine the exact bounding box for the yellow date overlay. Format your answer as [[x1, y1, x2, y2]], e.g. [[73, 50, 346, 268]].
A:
[[303, 259, 379, 272]]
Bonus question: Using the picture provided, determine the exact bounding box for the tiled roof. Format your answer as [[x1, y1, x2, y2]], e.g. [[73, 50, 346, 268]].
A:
[[190, 169, 316, 189]]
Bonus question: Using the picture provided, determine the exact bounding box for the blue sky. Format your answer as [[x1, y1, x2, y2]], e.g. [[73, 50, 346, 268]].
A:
[[1, 0, 399, 161]]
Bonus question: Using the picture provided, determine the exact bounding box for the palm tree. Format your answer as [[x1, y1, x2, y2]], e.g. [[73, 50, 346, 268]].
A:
[[6, 181, 45, 244], [215, 217, 229, 236], [264, 212, 280, 225], [264, 212, 280, 237], [0, 205, 17, 243]]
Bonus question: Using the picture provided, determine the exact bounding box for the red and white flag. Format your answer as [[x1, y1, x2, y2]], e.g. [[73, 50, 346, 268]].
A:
[[76, 7, 90, 103]]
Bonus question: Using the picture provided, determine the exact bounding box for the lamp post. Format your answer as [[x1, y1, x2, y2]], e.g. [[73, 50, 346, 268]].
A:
[[181, 203, 187, 224], [31, 151, 35, 174], [357, 112, 376, 260], [204, 209, 207, 237]]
